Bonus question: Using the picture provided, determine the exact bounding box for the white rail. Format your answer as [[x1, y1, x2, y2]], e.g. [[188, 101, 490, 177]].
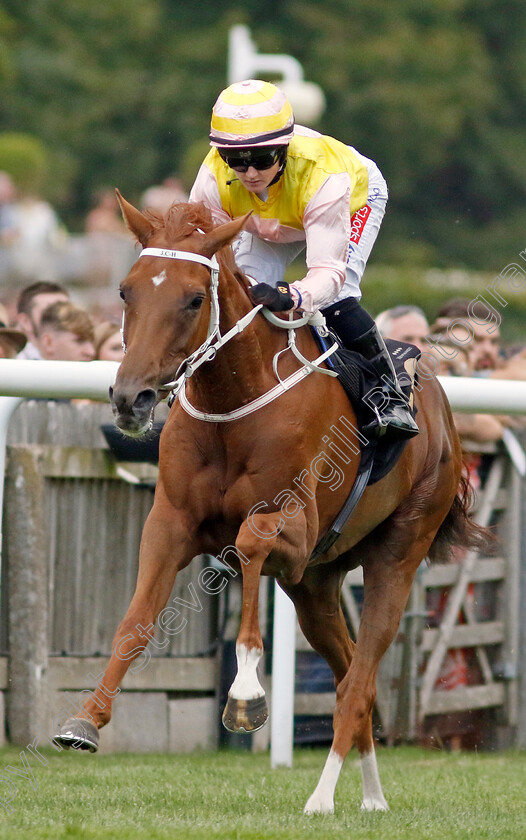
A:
[[0, 359, 119, 400], [437, 375, 526, 414], [1, 363, 526, 410], [0, 361, 120, 584]]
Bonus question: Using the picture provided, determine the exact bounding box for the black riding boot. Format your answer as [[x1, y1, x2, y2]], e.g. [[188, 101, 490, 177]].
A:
[[322, 298, 419, 440], [349, 324, 419, 439]]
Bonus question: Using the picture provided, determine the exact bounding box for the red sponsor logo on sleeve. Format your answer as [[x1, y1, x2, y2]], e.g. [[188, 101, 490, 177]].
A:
[[350, 204, 371, 244]]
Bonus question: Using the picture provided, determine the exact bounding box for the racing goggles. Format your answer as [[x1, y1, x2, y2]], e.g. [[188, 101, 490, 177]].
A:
[[219, 146, 285, 173]]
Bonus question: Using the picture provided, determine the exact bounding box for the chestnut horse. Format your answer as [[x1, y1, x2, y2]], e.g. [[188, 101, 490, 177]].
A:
[[55, 196, 486, 814]]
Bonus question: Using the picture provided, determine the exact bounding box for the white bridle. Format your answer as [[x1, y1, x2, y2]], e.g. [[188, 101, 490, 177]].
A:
[[124, 245, 338, 422]]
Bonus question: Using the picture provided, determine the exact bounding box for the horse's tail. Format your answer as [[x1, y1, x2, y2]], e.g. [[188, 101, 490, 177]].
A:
[[427, 462, 495, 563]]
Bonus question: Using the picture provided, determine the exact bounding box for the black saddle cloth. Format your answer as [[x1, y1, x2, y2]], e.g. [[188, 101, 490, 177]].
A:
[[314, 330, 420, 485]]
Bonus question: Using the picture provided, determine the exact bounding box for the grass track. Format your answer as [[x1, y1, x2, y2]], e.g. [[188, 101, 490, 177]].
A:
[[0, 745, 523, 839]]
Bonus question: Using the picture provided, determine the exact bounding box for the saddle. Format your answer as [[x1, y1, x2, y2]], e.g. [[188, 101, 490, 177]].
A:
[[310, 329, 421, 559]]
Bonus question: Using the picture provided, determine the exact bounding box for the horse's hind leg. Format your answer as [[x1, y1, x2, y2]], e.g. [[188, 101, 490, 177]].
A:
[[279, 566, 362, 815], [53, 501, 192, 751], [305, 538, 432, 814], [279, 565, 355, 684]]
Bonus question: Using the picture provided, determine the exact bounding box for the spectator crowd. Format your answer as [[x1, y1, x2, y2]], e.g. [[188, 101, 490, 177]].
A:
[[0, 168, 190, 322], [0, 169, 191, 365], [0, 280, 123, 364]]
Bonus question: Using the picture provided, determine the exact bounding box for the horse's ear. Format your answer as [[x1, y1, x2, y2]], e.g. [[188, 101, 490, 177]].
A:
[[201, 212, 252, 258], [115, 188, 155, 247]]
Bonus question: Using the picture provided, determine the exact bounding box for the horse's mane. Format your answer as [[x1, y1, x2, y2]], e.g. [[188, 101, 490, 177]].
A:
[[143, 201, 215, 241], [143, 200, 248, 290]]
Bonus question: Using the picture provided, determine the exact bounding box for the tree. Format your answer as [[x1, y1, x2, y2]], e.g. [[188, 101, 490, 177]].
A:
[[0, 0, 524, 272]]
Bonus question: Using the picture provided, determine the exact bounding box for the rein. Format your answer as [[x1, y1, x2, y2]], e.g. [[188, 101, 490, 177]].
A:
[[135, 245, 338, 422]]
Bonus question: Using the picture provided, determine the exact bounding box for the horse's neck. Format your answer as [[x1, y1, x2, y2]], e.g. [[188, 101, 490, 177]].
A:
[[189, 265, 285, 410]]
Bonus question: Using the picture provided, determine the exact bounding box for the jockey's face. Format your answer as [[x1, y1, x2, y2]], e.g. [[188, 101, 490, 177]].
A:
[[236, 162, 281, 194]]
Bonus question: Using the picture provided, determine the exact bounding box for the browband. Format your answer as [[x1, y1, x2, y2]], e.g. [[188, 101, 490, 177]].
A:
[[139, 247, 217, 271]]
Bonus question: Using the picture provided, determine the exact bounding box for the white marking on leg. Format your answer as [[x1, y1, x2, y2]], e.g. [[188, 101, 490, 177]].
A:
[[304, 749, 343, 814], [360, 749, 389, 811], [229, 644, 264, 700], [152, 269, 167, 287]]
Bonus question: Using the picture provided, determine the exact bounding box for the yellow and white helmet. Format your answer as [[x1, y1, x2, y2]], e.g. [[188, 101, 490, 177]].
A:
[[209, 79, 295, 148]]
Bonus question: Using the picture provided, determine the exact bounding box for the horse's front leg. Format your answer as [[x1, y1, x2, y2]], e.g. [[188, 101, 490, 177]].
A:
[[53, 499, 193, 752], [222, 514, 284, 734]]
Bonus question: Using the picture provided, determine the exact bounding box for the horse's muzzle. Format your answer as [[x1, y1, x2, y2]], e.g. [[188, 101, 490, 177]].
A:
[[109, 385, 157, 436]]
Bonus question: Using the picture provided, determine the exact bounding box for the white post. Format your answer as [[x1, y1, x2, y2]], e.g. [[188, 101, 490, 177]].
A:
[[270, 582, 297, 768], [227, 25, 326, 125], [228, 25, 303, 86]]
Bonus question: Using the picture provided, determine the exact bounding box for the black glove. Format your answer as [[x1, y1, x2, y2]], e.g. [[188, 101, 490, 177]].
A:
[[249, 282, 294, 312]]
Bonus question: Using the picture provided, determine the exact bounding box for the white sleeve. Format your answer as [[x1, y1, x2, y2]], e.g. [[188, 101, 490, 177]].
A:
[[291, 172, 351, 313], [189, 164, 233, 226]]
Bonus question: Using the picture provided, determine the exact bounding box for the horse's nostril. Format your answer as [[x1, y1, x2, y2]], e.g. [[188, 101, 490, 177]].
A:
[[110, 386, 156, 419], [134, 389, 157, 412]]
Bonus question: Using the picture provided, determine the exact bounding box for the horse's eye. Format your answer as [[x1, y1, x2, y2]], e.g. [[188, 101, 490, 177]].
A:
[[189, 295, 204, 310], [119, 289, 125, 301]]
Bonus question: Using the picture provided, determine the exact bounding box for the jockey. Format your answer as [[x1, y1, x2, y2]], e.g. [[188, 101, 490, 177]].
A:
[[189, 79, 418, 439]]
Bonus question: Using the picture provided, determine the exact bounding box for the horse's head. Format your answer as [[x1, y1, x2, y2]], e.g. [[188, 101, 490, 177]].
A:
[[111, 191, 249, 435]]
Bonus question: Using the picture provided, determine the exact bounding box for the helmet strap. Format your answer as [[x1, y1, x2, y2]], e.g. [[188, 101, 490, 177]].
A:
[[268, 146, 288, 187]]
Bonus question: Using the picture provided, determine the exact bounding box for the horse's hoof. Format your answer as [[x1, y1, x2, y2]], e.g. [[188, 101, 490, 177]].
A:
[[222, 695, 269, 733], [53, 717, 99, 753]]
